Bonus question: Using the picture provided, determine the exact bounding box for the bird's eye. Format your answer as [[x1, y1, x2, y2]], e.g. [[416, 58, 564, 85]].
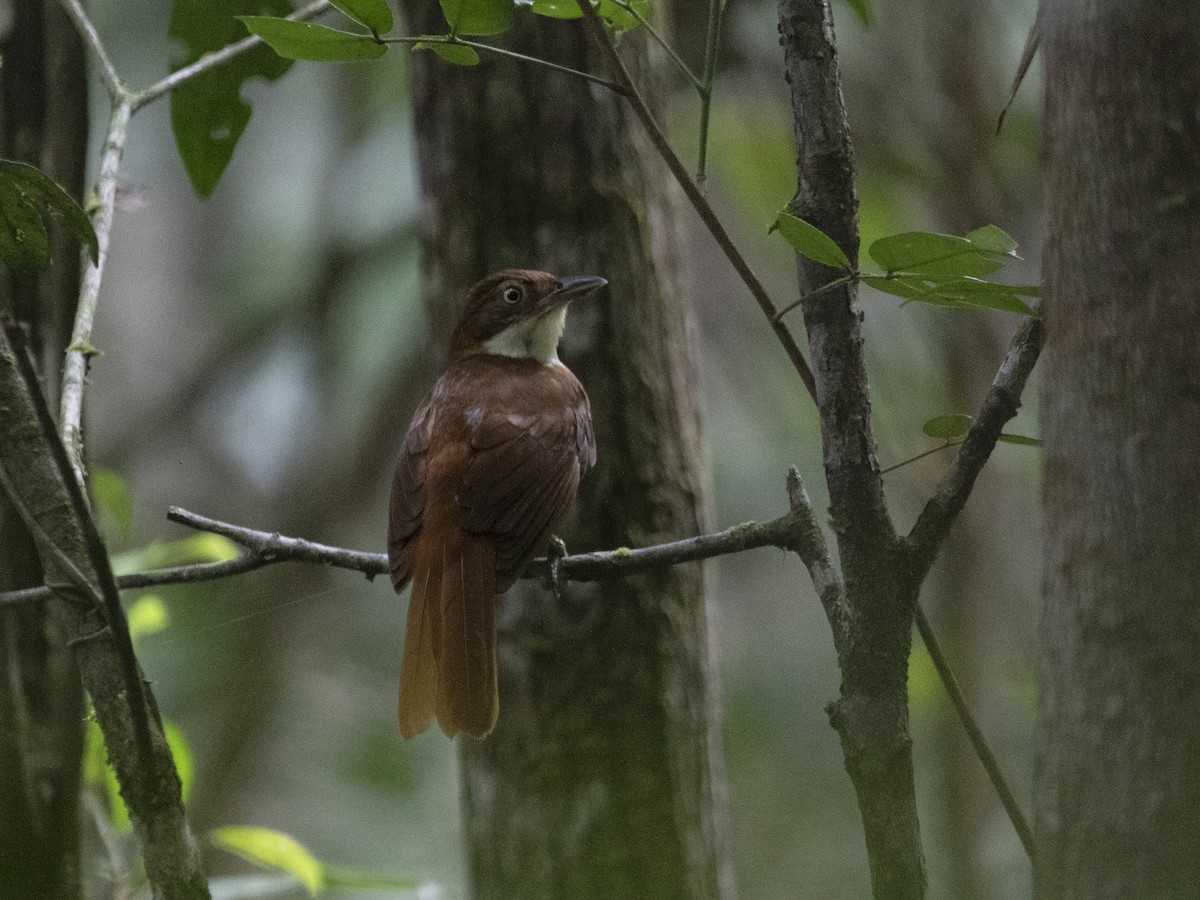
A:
[[502, 286, 522, 304]]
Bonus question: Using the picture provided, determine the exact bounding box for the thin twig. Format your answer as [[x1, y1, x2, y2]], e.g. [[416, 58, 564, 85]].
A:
[[904, 317, 1045, 577], [0, 502, 815, 608], [879, 439, 961, 475], [133, 0, 332, 110], [609, 0, 702, 90], [575, 0, 817, 402], [84, 791, 133, 900], [58, 0, 125, 100], [58, 99, 131, 487], [785, 467, 847, 643], [453, 38, 624, 93], [913, 604, 1037, 861], [771, 273, 857, 322], [695, 0, 726, 185]]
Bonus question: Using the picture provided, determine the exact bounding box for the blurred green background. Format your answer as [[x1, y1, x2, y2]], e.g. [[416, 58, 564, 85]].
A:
[[82, 0, 1042, 896]]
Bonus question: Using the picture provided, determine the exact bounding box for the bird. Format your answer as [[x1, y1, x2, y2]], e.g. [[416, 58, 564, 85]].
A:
[[388, 269, 604, 739]]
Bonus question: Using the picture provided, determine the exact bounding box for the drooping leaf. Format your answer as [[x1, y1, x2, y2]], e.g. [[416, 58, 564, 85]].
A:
[[91, 468, 134, 540], [169, 0, 294, 198], [329, 0, 393, 33], [239, 17, 388, 61], [839, 0, 871, 27], [860, 274, 928, 301], [0, 159, 98, 272], [528, 0, 647, 27], [772, 211, 852, 270], [323, 865, 423, 891], [212, 826, 325, 896], [869, 231, 1002, 277], [412, 39, 481, 65], [911, 276, 1036, 315], [529, 0, 584, 18], [922, 414, 973, 440], [998, 433, 1042, 447], [127, 595, 169, 641], [111, 533, 240, 577], [164, 721, 195, 804], [966, 224, 1018, 256], [596, 0, 648, 30], [437, 0, 514, 35]]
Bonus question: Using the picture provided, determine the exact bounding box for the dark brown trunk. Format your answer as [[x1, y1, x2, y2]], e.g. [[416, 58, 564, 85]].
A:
[[396, 8, 733, 899], [1036, 2, 1200, 896], [779, 2, 925, 896], [0, 2, 88, 896]]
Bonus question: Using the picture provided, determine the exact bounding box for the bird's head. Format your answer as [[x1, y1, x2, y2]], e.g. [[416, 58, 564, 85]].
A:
[[449, 269, 607, 366]]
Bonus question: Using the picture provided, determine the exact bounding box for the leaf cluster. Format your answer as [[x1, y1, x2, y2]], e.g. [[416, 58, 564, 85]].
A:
[[773, 212, 1039, 316]]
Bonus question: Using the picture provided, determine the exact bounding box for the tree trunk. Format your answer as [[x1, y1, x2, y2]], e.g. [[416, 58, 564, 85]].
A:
[[779, 2, 926, 898], [0, 2, 88, 896], [396, 8, 733, 899], [1036, 2, 1200, 897]]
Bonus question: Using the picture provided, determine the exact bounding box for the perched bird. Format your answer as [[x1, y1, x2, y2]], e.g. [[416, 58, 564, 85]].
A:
[[388, 269, 604, 739]]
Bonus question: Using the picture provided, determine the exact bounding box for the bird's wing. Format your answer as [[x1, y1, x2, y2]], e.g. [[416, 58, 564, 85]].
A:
[[458, 406, 585, 588], [387, 393, 434, 591]]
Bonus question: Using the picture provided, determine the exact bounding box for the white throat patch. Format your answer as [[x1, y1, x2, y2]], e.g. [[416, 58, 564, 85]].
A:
[[483, 305, 569, 366]]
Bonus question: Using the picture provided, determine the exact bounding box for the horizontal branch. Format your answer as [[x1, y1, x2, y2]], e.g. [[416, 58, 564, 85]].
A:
[[0, 501, 816, 607]]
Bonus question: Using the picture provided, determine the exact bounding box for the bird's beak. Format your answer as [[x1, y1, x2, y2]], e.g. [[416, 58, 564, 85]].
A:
[[539, 275, 607, 313]]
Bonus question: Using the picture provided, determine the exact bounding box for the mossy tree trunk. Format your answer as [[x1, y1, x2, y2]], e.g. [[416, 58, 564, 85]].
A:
[[396, 8, 734, 899]]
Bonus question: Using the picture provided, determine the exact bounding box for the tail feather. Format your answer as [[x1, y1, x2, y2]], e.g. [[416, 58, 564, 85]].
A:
[[436, 532, 499, 739], [398, 541, 442, 739]]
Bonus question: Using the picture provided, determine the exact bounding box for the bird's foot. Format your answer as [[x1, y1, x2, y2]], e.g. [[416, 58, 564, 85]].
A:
[[544, 536, 568, 599]]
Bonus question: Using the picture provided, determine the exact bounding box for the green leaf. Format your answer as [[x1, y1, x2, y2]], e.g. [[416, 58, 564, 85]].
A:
[[212, 826, 325, 896], [529, 0, 584, 18], [323, 864, 423, 891], [127, 595, 169, 641], [412, 39, 481, 65], [922, 414, 973, 439], [868, 231, 1002, 277], [772, 212, 852, 270], [91, 468, 134, 540], [111, 534, 240, 577], [911, 277, 1036, 315], [239, 17, 387, 61], [0, 160, 98, 272], [839, 0, 871, 26], [860, 274, 928, 301], [596, 0, 648, 30], [966, 224, 1018, 256], [170, 0, 294, 198], [164, 721, 195, 804], [329, 0, 393, 33], [438, 0, 514, 35], [998, 433, 1042, 447]]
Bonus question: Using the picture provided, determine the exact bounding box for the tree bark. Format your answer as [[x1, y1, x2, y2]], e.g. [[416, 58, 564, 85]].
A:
[[779, 2, 926, 897], [396, 8, 733, 899], [0, 2, 88, 896], [1036, 2, 1200, 897]]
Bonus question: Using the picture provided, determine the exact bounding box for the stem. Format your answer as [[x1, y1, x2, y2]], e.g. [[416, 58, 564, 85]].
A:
[[0, 499, 821, 607], [59, 98, 131, 487], [772, 273, 857, 322], [913, 604, 1036, 861], [383, 35, 623, 93], [879, 439, 961, 475], [696, 0, 725, 185], [455, 38, 624, 93], [609, 0, 702, 91], [133, 0, 332, 110], [58, 0, 125, 100], [575, 0, 817, 402]]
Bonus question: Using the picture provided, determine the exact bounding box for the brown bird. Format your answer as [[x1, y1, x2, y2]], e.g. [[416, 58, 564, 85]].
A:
[[388, 269, 603, 739]]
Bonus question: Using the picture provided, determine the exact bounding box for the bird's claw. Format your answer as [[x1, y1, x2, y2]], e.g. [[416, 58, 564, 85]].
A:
[[545, 536, 568, 599]]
